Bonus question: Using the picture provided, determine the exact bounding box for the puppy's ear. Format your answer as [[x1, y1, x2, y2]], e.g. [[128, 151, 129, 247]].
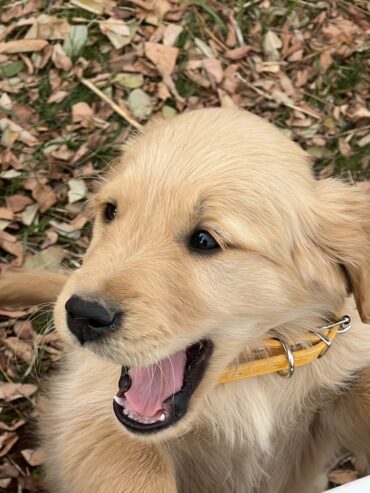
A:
[[315, 180, 370, 323]]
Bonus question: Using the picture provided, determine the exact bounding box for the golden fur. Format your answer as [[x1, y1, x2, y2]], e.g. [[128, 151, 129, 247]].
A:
[[1, 108, 370, 493]]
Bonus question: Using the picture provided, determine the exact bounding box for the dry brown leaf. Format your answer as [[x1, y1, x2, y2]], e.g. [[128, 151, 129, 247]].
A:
[[0, 309, 27, 318], [0, 118, 38, 147], [70, 0, 105, 15], [338, 138, 352, 157], [0, 419, 26, 432], [72, 102, 94, 126], [320, 51, 333, 70], [145, 42, 178, 75], [47, 90, 68, 104], [0, 433, 19, 459], [21, 203, 39, 226], [0, 231, 23, 265], [100, 18, 132, 49], [203, 58, 223, 84], [328, 469, 358, 485], [5, 194, 33, 213], [13, 320, 35, 340], [224, 46, 251, 60], [21, 447, 45, 466], [1, 0, 42, 23], [3, 337, 34, 363], [350, 105, 370, 121], [163, 24, 183, 46], [0, 463, 19, 479], [51, 43, 72, 71], [32, 183, 57, 213], [0, 39, 48, 54], [25, 14, 70, 40], [0, 383, 38, 402], [0, 207, 14, 221]]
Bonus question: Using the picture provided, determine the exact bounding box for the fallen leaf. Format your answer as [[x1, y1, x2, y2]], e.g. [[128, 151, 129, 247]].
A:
[[68, 178, 87, 203], [25, 14, 70, 40], [13, 320, 35, 340], [5, 194, 33, 213], [0, 419, 26, 432], [21, 203, 39, 226], [338, 138, 352, 157], [224, 46, 251, 60], [21, 447, 45, 466], [328, 469, 358, 485], [3, 337, 34, 363], [358, 134, 370, 148], [0, 383, 38, 402], [0, 433, 19, 458], [0, 231, 23, 265], [127, 89, 153, 119], [0, 208, 14, 221], [18, 476, 44, 492], [350, 105, 370, 121], [0, 463, 19, 479], [115, 73, 144, 89], [162, 105, 177, 119], [203, 58, 223, 84], [163, 24, 183, 46], [271, 89, 294, 106], [0, 39, 48, 54], [145, 42, 179, 75], [47, 90, 68, 104], [0, 118, 38, 147], [32, 183, 57, 212], [320, 50, 333, 70], [100, 19, 133, 49], [0, 169, 22, 179], [194, 38, 213, 58], [64, 25, 88, 58], [263, 30, 282, 60], [0, 309, 28, 318], [1, 0, 42, 23], [72, 102, 94, 127], [24, 245, 65, 272], [0, 93, 12, 111], [52, 43, 72, 71], [70, 0, 104, 15]]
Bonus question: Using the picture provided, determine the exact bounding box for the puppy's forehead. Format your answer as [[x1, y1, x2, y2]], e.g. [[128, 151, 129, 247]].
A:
[[100, 108, 313, 220]]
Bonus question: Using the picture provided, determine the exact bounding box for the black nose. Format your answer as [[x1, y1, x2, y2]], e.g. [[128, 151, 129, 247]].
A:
[[65, 295, 121, 345]]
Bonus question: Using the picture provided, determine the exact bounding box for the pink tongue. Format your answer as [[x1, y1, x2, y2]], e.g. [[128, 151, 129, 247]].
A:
[[125, 350, 187, 418]]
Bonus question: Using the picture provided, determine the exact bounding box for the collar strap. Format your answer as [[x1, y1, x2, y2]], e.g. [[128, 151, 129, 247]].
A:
[[219, 316, 351, 384]]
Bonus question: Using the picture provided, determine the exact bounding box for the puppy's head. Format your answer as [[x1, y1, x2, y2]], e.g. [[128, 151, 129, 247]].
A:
[[54, 108, 370, 438]]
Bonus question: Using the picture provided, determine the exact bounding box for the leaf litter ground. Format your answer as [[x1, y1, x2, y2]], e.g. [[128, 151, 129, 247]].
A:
[[0, 0, 369, 491]]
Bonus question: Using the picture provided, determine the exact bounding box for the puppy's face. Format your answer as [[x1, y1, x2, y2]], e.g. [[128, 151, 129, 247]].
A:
[[54, 109, 354, 438]]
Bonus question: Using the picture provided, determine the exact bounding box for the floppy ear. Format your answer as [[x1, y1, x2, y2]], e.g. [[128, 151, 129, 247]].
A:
[[314, 179, 370, 324]]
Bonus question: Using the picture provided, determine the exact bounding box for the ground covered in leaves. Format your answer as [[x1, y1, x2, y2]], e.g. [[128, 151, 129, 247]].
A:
[[0, 0, 369, 491]]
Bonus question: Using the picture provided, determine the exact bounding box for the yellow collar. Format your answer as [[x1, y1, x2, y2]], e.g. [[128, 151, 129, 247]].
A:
[[219, 316, 351, 383]]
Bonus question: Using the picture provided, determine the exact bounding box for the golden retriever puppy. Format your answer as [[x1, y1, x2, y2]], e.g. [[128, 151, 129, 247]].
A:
[[2, 108, 370, 493]]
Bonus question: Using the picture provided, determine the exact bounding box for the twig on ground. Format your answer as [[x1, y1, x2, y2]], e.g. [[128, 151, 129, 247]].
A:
[[79, 78, 143, 130]]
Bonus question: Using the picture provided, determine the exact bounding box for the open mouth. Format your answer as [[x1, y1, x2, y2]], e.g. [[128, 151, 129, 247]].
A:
[[113, 340, 214, 434]]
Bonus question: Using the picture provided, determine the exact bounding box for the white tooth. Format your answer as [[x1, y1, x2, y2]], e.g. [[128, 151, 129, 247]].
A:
[[159, 414, 165, 422], [123, 408, 129, 416]]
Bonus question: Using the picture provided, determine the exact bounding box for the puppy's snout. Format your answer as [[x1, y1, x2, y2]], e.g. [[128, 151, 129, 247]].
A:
[[65, 295, 122, 345]]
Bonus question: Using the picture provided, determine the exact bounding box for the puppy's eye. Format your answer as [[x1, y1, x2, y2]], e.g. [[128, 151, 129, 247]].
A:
[[189, 230, 220, 252], [104, 203, 117, 222]]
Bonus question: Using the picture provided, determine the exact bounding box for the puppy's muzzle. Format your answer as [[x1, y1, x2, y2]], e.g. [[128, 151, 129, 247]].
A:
[[65, 294, 122, 344]]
